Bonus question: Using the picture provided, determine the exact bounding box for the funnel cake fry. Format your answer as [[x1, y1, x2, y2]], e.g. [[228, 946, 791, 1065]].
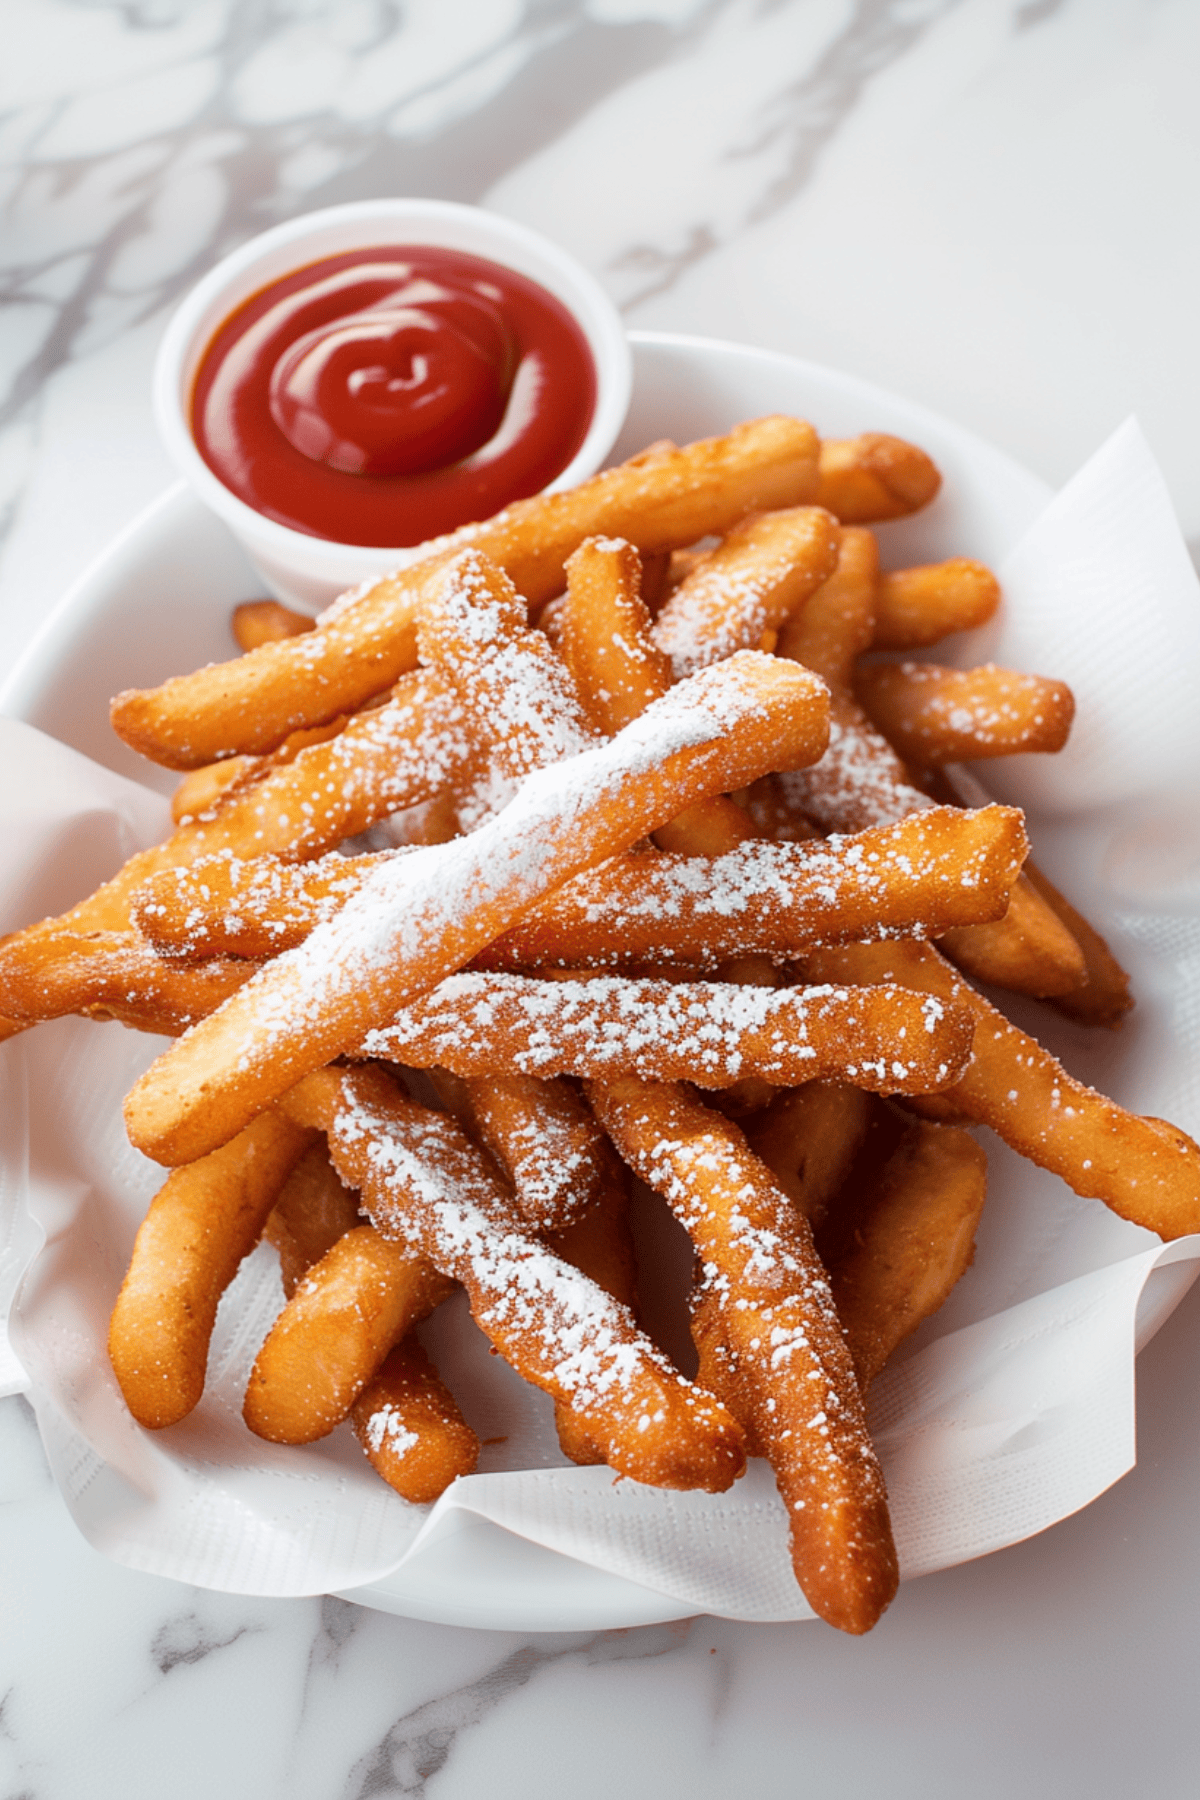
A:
[[282, 1065, 747, 1493], [361, 970, 975, 1096], [589, 1075, 898, 1636], [111, 417, 821, 769], [108, 1109, 315, 1429], [125, 646, 831, 1167]]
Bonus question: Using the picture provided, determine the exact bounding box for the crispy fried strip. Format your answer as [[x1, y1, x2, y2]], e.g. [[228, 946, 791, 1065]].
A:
[[108, 1110, 315, 1428], [0, 929, 250, 1034], [562, 536, 674, 734], [130, 805, 1028, 970], [815, 433, 941, 524], [798, 940, 1200, 1240], [0, 668, 471, 1031], [428, 1066, 637, 1464], [171, 757, 253, 825], [362, 970, 976, 1096], [1022, 861, 1134, 1029], [485, 806, 1027, 971], [244, 1224, 455, 1444], [448, 1070, 622, 1234], [855, 661, 1075, 764], [416, 548, 594, 828], [742, 1081, 873, 1233], [938, 874, 1088, 999], [256, 1138, 478, 1493], [651, 507, 840, 680], [589, 1075, 897, 1636], [283, 1065, 747, 1493], [350, 1339, 480, 1503], [231, 599, 315, 652], [872, 559, 1000, 650], [776, 526, 878, 688], [111, 417, 821, 769], [829, 1118, 988, 1387], [545, 1163, 640, 1466], [125, 649, 831, 1167], [263, 1139, 361, 1297], [559, 535, 757, 854], [770, 619, 1086, 1000]]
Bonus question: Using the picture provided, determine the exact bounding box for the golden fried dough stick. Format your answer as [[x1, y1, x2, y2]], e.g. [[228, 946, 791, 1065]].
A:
[[415, 548, 594, 827], [0, 928, 251, 1034], [453, 1071, 622, 1234], [544, 1159, 640, 1466], [171, 757, 253, 825], [185, 670, 472, 859], [742, 1081, 874, 1232], [561, 536, 674, 734], [362, 970, 976, 1096], [134, 804, 1027, 975], [426, 1065, 636, 1464], [799, 939, 1200, 1240], [589, 1075, 897, 1636], [169, 711, 351, 827], [111, 417, 822, 769], [108, 1109, 315, 1429], [255, 1138, 477, 1495], [872, 559, 1000, 650], [130, 850, 372, 961], [283, 1065, 747, 1492], [244, 1224, 455, 1444], [231, 599, 315, 652], [771, 605, 1089, 999], [126, 650, 832, 1167], [559, 536, 757, 855], [828, 1118, 987, 1388], [0, 669, 470, 1027], [1022, 861, 1134, 1029], [263, 1139, 362, 1297], [350, 1338, 480, 1503], [651, 507, 841, 679], [855, 661, 1076, 764], [815, 433, 941, 524], [776, 526, 878, 688], [937, 874, 1088, 998], [481, 805, 1028, 971]]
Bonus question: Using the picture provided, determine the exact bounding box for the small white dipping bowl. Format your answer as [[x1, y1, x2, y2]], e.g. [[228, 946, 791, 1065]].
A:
[[153, 199, 631, 611]]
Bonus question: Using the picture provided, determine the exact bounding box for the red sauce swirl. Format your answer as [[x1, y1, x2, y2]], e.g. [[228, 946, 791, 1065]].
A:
[[192, 246, 597, 547]]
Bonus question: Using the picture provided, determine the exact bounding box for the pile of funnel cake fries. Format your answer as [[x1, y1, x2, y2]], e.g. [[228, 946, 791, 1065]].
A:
[[5, 416, 1199, 1635]]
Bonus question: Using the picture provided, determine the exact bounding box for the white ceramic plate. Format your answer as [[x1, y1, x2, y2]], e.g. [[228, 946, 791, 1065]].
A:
[[2, 333, 1134, 1632]]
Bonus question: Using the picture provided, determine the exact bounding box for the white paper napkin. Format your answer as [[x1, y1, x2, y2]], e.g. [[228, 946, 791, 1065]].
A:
[[2, 420, 1199, 1622]]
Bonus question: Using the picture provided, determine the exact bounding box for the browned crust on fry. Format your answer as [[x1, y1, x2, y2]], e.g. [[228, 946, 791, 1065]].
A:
[[872, 559, 1000, 651], [829, 1118, 988, 1386], [231, 599, 316, 652], [108, 1110, 315, 1428], [855, 661, 1075, 764], [112, 418, 821, 769], [799, 940, 1200, 1240], [350, 1338, 479, 1502], [283, 1064, 747, 1493], [1022, 862, 1134, 1029], [589, 1075, 898, 1636], [939, 871, 1088, 999], [815, 434, 941, 524], [263, 1139, 361, 1297], [244, 1224, 454, 1444]]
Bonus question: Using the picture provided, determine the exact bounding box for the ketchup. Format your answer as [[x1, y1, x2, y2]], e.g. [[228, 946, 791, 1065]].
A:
[[192, 246, 597, 547]]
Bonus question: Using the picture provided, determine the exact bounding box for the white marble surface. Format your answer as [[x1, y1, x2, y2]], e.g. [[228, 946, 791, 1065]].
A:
[[4, 1, 1200, 1792]]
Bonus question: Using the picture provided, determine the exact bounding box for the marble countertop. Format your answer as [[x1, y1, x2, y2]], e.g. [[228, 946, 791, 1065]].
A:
[[3, 2, 1200, 1792]]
